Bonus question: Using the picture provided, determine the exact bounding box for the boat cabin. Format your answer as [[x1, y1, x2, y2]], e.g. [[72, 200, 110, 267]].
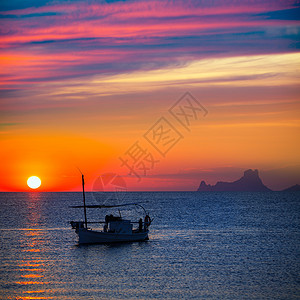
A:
[[106, 217, 133, 234]]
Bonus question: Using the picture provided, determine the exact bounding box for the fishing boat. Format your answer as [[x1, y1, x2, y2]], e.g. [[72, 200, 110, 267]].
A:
[[70, 175, 152, 244]]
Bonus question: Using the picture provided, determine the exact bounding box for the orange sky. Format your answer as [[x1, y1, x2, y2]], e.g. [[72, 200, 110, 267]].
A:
[[1, 1, 299, 191]]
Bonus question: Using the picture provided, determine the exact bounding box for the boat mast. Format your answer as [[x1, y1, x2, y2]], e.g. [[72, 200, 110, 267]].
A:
[[82, 174, 88, 228]]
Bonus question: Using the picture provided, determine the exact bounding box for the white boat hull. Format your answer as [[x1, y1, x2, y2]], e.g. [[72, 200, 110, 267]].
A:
[[76, 228, 149, 244]]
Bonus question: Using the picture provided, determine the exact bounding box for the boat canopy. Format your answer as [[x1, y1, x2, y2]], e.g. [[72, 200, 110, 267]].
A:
[[70, 203, 147, 214]]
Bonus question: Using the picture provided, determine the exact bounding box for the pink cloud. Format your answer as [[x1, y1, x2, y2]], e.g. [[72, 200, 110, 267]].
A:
[[1, 0, 299, 92]]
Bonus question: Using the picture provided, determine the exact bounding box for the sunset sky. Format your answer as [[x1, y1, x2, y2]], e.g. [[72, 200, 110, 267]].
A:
[[1, 0, 299, 192]]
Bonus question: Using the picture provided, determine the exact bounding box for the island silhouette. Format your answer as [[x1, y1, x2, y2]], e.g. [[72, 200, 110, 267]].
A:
[[197, 169, 299, 192], [282, 184, 300, 192]]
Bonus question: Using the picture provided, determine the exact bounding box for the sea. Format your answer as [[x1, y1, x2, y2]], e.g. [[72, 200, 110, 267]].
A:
[[0, 191, 299, 299]]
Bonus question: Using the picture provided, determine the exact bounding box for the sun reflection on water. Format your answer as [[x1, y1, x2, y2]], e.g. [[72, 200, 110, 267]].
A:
[[16, 297, 53, 300], [23, 290, 46, 294], [9, 193, 54, 299], [13, 237, 53, 299], [21, 274, 44, 278]]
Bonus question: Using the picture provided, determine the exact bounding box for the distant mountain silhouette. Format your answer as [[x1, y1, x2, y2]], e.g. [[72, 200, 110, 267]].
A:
[[197, 169, 272, 192], [281, 184, 300, 192]]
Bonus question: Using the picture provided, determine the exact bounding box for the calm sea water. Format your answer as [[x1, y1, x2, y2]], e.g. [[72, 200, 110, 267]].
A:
[[0, 191, 299, 299]]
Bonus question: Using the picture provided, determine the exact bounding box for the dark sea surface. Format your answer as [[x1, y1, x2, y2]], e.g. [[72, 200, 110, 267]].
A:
[[0, 191, 299, 299]]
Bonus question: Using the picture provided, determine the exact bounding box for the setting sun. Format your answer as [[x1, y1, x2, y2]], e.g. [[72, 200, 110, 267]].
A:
[[27, 176, 42, 189]]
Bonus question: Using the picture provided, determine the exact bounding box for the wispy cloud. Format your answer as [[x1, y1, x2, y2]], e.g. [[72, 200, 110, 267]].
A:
[[1, 0, 299, 92]]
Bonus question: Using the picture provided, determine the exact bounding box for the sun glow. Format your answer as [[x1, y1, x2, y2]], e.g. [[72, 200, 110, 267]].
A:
[[27, 176, 42, 189]]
